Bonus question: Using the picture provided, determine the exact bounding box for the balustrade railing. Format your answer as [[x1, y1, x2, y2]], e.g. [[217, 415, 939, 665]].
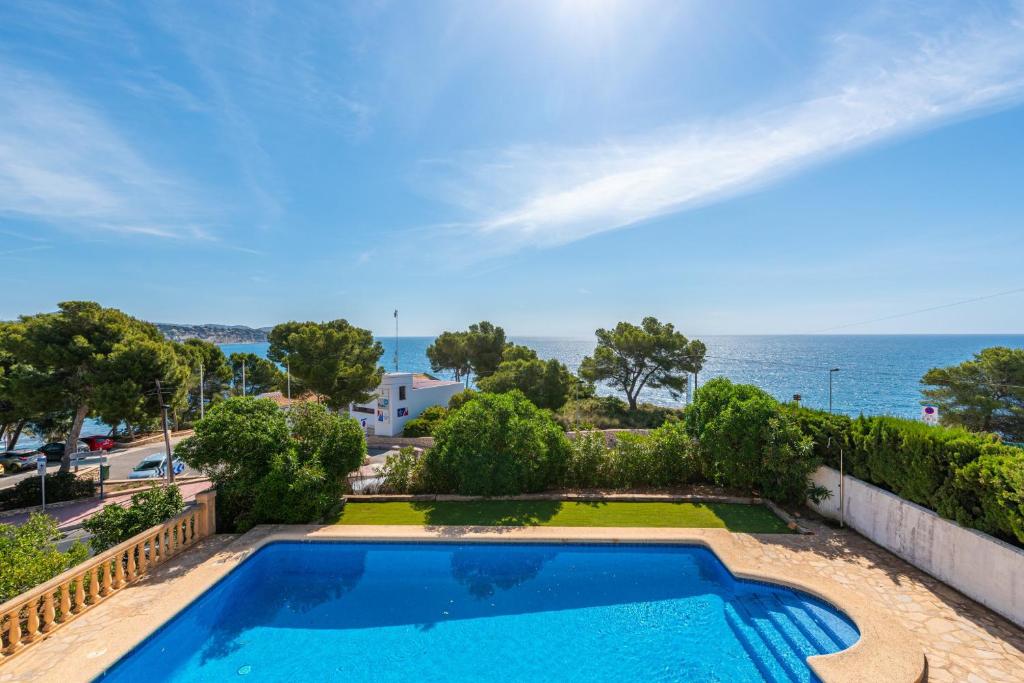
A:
[[0, 490, 216, 661]]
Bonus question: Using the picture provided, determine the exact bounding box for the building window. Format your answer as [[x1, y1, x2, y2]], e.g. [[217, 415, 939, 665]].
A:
[[399, 386, 407, 401]]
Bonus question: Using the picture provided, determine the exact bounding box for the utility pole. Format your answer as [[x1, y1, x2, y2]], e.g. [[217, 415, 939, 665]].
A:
[[155, 379, 175, 484], [829, 367, 840, 414], [199, 363, 205, 419], [242, 358, 247, 397], [286, 360, 291, 402]]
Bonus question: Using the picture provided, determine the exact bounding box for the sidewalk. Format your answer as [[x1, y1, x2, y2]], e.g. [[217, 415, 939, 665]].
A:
[[3, 480, 213, 531]]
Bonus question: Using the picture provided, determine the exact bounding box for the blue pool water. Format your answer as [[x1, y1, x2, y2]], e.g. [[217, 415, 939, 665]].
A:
[[100, 542, 858, 682]]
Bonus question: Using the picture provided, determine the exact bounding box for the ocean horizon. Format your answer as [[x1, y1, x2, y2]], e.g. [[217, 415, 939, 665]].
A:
[[221, 334, 1024, 420]]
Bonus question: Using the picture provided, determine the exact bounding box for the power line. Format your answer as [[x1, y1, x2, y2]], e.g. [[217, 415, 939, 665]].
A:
[[811, 286, 1024, 333]]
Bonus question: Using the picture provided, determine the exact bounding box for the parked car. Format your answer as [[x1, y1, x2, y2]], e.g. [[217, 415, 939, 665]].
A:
[[0, 449, 41, 473], [128, 453, 185, 479], [80, 435, 115, 452], [38, 441, 91, 462]]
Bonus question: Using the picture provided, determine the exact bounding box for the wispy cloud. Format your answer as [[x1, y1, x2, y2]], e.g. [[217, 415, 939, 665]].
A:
[[0, 63, 208, 239], [435, 5, 1024, 252]]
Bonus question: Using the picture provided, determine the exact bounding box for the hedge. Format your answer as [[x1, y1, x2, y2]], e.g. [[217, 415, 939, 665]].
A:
[[0, 472, 96, 511], [787, 405, 1024, 545]]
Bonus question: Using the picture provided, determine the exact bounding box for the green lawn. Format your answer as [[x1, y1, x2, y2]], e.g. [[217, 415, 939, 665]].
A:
[[332, 500, 792, 533]]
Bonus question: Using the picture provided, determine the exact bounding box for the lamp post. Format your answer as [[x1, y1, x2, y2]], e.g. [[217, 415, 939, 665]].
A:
[[829, 368, 840, 414]]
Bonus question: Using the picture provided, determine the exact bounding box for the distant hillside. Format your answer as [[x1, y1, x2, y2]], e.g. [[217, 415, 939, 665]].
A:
[[155, 323, 269, 344]]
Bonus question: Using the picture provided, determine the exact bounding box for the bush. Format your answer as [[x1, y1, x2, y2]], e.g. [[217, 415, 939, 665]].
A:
[[0, 514, 88, 603], [177, 397, 366, 532], [555, 396, 680, 430], [83, 485, 185, 552], [423, 391, 570, 495], [688, 378, 818, 504], [787, 403, 1024, 545], [564, 431, 609, 489], [402, 405, 448, 437], [447, 389, 478, 411], [0, 472, 96, 511], [378, 447, 425, 493]]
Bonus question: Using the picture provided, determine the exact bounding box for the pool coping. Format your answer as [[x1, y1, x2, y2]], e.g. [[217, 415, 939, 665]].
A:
[[13, 526, 925, 683]]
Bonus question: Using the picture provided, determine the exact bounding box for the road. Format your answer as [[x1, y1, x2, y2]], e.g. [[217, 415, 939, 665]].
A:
[[1, 435, 195, 490]]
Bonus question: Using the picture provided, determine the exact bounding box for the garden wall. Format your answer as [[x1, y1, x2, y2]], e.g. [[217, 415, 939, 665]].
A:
[[809, 466, 1024, 628]]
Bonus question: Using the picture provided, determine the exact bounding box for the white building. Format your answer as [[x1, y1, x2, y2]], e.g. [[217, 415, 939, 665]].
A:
[[349, 372, 463, 436]]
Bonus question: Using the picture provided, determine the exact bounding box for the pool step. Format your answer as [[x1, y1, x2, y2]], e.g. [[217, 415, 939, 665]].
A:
[[772, 594, 846, 654], [723, 602, 798, 683], [735, 596, 812, 683]]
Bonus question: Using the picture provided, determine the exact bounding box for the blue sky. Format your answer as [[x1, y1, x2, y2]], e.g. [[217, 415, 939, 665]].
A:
[[2, 0, 1023, 337]]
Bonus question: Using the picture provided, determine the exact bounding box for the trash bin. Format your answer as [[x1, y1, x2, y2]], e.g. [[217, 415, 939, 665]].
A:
[[100, 464, 111, 480]]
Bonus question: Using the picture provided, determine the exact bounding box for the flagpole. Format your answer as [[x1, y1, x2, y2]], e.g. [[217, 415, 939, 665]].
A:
[[393, 309, 399, 371]]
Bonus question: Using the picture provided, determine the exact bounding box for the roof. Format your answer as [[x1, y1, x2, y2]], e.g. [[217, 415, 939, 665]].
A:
[[412, 375, 463, 390]]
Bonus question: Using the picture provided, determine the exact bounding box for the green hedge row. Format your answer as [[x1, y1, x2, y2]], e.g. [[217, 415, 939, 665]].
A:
[[0, 472, 96, 511], [786, 406, 1024, 545]]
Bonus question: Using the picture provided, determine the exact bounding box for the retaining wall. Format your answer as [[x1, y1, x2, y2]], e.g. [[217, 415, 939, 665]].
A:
[[809, 466, 1024, 628]]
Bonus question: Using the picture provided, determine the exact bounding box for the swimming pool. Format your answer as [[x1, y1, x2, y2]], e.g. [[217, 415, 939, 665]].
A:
[[100, 541, 859, 682]]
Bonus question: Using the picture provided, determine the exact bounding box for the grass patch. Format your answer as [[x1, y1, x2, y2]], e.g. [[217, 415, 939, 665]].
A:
[[333, 501, 792, 533]]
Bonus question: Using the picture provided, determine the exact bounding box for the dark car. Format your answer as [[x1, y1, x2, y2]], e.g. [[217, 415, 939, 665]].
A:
[[81, 435, 115, 452], [38, 441, 90, 462]]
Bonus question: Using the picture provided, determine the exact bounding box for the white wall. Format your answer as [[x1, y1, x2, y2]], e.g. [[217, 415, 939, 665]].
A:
[[809, 466, 1024, 628]]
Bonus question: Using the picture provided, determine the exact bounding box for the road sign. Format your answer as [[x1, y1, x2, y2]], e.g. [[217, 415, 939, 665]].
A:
[[36, 455, 47, 511], [922, 405, 939, 426]]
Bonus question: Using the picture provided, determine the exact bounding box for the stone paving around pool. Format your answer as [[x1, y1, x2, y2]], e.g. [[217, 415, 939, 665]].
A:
[[1, 519, 1022, 682]]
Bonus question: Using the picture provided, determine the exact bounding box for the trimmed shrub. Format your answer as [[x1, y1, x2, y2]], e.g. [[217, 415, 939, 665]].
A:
[[564, 431, 609, 489], [688, 378, 818, 504], [0, 472, 96, 511], [447, 389, 478, 411], [83, 485, 185, 552], [177, 397, 366, 532], [423, 391, 570, 495], [402, 405, 448, 437], [942, 454, 1024, 542]]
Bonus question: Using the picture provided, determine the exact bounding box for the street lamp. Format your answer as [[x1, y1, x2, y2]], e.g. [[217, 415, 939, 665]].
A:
[[829, 368, 840, 414]]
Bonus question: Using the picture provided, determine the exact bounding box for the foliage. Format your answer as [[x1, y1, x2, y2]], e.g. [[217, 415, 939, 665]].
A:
[[687, 378, 818, 504], [465, 321, 507, 379], [229, 352, 284, 397], [563, 431, 609, 489], [83, 485, 185, 552], [555, 396, 680, 430], [423, 391, 570, 495], [787, 403, 1024, 544], [1, 302, 189, 471], [579, 317, 706, 410], [378, 447, 425, 493], [477, 357, 578, 410], [177, 397, 366, 531], [267, 320, 384, 408], [0, 472, 96, 511], [0, 514, 89, 603], [448, 389, 479, 411], [921, 347, 1024, 441], [402, 405, 448, 437], [177, 339, 232, 423], [425, 331, 472, 383]]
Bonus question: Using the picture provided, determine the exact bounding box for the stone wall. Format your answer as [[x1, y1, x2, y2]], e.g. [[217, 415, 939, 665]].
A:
[[809, 465, 1024, 628]]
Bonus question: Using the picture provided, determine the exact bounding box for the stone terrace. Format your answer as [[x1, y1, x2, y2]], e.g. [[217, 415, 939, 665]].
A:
[[2, 520, 1022, 682]]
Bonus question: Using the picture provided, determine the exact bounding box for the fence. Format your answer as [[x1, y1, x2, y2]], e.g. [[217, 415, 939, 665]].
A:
[[0, 490, 216, 659]]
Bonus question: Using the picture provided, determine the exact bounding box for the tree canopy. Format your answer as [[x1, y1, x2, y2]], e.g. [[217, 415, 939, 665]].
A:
[[426, 331, 472, 383], [0, 302, 189, 468], [579, 317, 706, 410], [267, 320, 384, 408], [477, 356, 579, 410], [177, 397, 366, 531], [177, 339, 232, 421], [425, 321, 508, 385], [921, 347, 1024, 441], [228, 352, 283, 397]]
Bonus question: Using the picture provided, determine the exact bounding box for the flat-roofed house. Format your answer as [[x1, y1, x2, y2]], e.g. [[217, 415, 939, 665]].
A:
[[348, 372, 463, 436]]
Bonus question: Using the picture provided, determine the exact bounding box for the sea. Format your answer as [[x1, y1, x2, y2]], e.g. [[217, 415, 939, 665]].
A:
[[221, 335, 1024, 420]]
